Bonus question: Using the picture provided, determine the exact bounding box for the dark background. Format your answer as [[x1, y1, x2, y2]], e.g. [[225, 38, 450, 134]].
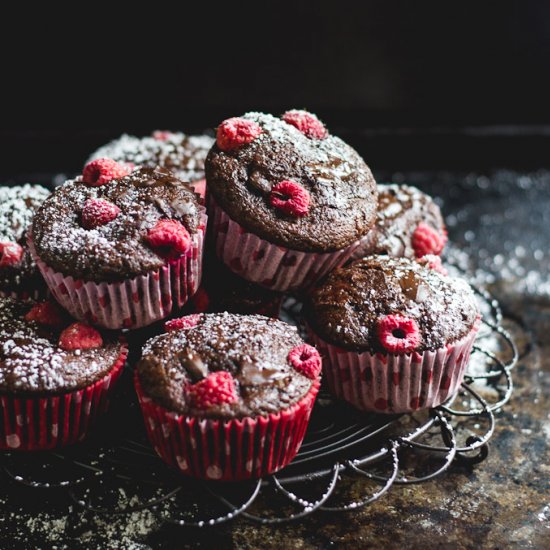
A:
[[2, 1, 550, 177]]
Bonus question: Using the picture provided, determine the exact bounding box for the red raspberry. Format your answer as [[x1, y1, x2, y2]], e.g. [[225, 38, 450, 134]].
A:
[[187, 371, 238, 410], [81, 198, 121, 230], [270, 180, 310, 217], [0, 242, 23, 267], [412, 223, 447, 258], [376, 314, 421, 354], [282, 110, 328, 139], [164, 313, 202, 332], [25, 301, 66, 327], [288, 344, 322, 379], [145, 219, 191, 259], [216, 117, 262, 152], [82, 158, 130, 186], [58, 322, 103, 351], [152, 130, 173, 141], [417, 254, 448, 275]]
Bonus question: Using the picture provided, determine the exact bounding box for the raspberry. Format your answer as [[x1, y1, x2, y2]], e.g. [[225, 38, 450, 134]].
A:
[[417, 254, 448, 275], [58, 322, 103, 351], [82, 158, 130, 186], [164, 313, 202, 332], [270, 180, 310, 217], [0, 242, 23, 267], [25, 301, 65, 327], [152, 130, 173, 141], [282, 110, 328, 139], [187, 371, 238, 410], [412, 223, 447, 258], [376, 314, 421, 354], [216, 117, 262, 152], [288, 344, 322, 379], [145, 219, 191, 259], [81, 198, 121, 229]]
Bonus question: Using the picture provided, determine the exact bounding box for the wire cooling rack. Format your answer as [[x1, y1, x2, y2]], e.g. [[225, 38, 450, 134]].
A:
[[0, 281, 517, 527]]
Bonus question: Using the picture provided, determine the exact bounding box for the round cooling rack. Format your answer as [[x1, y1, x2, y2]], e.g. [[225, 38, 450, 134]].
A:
[[0, 281, 518, 526]]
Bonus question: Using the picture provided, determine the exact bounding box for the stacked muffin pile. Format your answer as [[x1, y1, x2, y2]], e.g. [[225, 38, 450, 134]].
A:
[[0, 113, 479, 481]]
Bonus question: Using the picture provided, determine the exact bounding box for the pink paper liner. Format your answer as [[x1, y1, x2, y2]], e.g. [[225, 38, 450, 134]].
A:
[[134, 372, 320, 481], [28, 210, 207, 330], [208, 195, 373, 292], [307, 319, 480, 413], [0, 339, 128, 451]]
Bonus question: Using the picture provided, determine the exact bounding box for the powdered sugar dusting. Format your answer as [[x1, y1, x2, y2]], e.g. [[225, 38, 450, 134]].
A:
[[0, 297, 120, 393]]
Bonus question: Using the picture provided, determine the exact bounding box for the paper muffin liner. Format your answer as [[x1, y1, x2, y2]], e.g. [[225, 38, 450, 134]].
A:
[[0, 340, 128, 451], [134, 372, 320, 481], [28, 210, 207, 330], [208, 195, 372, 292], [307, 320, 480, 413], [191, 178, 206, 203]]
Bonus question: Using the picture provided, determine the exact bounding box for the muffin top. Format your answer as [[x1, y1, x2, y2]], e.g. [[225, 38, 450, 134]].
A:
[[0, 297, 123, 395], [137, 313, 321, 418], [305, 256, 479, 353], [0, 184, 51, 292], [31, 166, 203, 282], [206, 111, 378, 252], [368, 184, 446, 258], [88, 132, 214, 182]]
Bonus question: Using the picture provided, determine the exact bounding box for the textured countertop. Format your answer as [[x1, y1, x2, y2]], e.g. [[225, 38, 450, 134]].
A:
[[0, 170, 548, 549]]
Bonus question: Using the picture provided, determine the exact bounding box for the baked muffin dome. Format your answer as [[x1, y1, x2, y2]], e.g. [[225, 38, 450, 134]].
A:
[[137, 313, 317, 418], [31, 167, 203, 282], [305, 255, 479, 353], [206, 111, 378, 252], [88, 132, 214, 183]]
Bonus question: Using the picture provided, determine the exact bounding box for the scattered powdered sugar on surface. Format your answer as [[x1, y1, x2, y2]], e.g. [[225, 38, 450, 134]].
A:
[[89, 132, 214, 182]]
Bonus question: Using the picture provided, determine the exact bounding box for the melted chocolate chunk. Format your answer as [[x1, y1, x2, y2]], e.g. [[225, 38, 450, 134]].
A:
[[305, 256, 479, 353], [206, 112, 378, 252]]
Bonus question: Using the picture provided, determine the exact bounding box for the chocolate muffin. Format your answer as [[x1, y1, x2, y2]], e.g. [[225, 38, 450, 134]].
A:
[[306, 256, 478, 353], [88, 132, 214, 196], [206, 110, 378, 291], [0, 297, 127, 449], [305, 256, 480, 413], [30, 164, 206, 329], [357, 184, 446, 259], [135, 313, 321, 479], [0, 184, 50, 298]]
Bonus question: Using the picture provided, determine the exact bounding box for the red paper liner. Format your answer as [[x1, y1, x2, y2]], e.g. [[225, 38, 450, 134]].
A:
[[28, 210, 207, 330], [0, 286, 47, 301], [208, 195, 373, 292], [135, 372, 320, 481], [307, 319, 480, 413], [0, 340, 128, 451]]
